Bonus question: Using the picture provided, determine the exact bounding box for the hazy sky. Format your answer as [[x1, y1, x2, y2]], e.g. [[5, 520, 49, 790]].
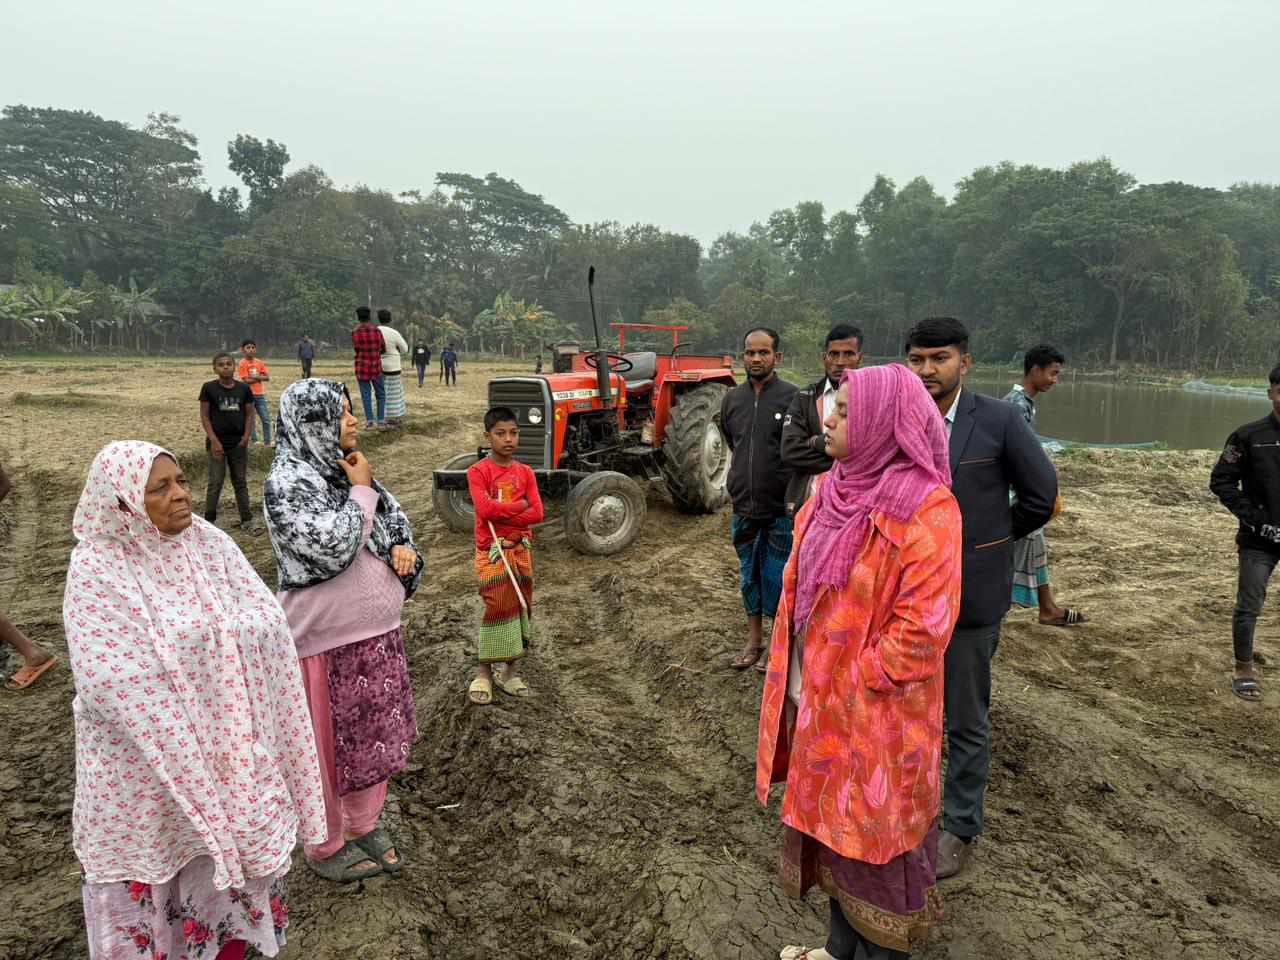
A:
[[5, 1, 1278, 245]]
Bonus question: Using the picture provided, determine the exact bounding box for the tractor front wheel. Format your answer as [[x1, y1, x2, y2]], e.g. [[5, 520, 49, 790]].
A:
[[432, 452, 479, 533], [563, 471, 646, 555], [661, 383, 731, 513]]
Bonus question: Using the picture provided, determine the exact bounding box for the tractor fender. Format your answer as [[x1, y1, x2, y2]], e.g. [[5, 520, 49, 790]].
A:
[[659, 370, 737, 387], [651, 372, 736, 449]]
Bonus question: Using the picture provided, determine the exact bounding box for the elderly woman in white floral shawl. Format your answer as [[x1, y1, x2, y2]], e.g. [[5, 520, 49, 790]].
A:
[[64, 441, 326, 960], [264, 378, 423, 884]]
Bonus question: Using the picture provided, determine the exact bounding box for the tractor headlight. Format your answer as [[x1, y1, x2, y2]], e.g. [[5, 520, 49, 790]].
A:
[[526, 407, 544, 425]]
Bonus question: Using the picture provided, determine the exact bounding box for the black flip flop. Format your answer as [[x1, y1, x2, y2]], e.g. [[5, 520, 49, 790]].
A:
[[732, 647, 765, 670], [1040, 609, 1088, 627], [1232, 677, 1262, 702]]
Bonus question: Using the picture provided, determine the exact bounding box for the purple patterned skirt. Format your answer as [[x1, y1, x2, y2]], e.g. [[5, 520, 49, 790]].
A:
[[781, 824, 942, 954], [327, 627, 418, 796]]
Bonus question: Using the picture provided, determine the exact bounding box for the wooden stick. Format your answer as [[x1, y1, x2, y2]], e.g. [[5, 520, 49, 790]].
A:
[[488, 519, 529, 616]]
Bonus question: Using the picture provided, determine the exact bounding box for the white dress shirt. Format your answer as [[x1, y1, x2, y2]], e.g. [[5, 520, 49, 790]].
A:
[[806, 378, 841, 500], [942, 386, 962, 438], [820, 377, 838, 422]]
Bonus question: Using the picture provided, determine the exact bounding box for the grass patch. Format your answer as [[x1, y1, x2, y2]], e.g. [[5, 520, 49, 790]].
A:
[[1197, 375, 1267, 389], [12, 390, 111, 408], [0, 353, 209, 367]]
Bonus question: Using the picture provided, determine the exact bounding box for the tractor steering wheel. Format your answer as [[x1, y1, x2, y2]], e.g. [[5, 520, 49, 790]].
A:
[[584, 352, 635, 374]]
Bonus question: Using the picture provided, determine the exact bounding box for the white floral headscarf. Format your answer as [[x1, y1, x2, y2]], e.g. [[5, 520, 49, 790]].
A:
[[63, 440, 326, 887]]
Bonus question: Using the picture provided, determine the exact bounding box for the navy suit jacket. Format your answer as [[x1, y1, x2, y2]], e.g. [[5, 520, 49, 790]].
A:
[[948, 389, 1058, 629]]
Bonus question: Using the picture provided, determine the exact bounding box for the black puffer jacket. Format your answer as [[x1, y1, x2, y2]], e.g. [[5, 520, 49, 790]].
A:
[[1210, 413, 1280, 554], [719, 375, 798, 519]]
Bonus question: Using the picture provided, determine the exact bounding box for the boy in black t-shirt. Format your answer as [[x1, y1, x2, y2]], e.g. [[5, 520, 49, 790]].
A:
[[198, 352, 257, 530]]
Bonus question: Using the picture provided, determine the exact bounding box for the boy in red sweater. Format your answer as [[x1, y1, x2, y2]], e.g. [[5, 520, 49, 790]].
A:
[[467, 406, 544, 705]]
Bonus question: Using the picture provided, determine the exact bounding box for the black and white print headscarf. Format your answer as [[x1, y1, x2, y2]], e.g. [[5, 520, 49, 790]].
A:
[[264, 379, 423, 597]]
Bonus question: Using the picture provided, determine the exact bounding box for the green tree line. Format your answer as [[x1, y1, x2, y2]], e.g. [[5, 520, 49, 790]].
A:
[[2, 104, 1278, 369]]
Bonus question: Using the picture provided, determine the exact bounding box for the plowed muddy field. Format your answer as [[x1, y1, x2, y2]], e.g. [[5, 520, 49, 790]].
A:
[[2, 356, 1277, 959]]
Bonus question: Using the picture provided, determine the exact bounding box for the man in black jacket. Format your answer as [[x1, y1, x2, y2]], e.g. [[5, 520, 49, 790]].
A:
[[720, 328, 798, 670], [905, 317, 1057, 880], [1208, 364, 1280, 703], [781, 323, 864, 515]]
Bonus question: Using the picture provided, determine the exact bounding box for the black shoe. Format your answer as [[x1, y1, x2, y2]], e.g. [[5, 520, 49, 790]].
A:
[[936, 831, 973, 879]]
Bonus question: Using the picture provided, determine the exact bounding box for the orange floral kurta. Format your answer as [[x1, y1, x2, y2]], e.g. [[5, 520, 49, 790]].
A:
[[756, 484, 961, 865]]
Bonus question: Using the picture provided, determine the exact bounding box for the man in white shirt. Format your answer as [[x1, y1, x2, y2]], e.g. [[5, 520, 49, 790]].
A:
[[780, 324, 864, 516], [377, 308, 410, 426]]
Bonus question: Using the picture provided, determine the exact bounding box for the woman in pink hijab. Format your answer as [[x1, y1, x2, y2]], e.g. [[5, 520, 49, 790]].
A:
[[756, 365, 962, 960], [63, 442, 326, 960]]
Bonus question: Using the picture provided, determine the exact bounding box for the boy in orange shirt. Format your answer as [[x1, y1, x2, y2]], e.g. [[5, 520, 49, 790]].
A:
[[466, 406, 544, 705], [237, 337, 273, 446]]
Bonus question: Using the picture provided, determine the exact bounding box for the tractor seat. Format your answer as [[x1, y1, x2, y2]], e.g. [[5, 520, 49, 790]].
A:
[[621, 351, 657, 382]]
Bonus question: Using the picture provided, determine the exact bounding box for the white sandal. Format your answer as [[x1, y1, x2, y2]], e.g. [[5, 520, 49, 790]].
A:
[[468, 676, 492, 705], [494, 673, 531, 697]]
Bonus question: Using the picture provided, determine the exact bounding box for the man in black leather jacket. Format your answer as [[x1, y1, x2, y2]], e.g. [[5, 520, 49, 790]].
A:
[[1209, 364, 1280, 703], [905, 317, 1057, 881], [780, 324, 864, 515]]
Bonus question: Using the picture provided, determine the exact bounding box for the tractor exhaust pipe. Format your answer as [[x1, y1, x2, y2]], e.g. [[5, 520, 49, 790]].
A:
[[588, 265, 612, 408]]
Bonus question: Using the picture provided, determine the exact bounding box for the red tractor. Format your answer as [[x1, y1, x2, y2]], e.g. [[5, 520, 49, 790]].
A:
[[433, 299, 738, 555]]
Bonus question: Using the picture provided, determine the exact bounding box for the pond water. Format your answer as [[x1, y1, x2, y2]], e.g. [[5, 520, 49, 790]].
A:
[[966, 375, 1270, 450]]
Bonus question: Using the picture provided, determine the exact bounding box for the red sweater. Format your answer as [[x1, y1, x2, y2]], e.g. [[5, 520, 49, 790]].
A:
[[467, 457, 545, 551]]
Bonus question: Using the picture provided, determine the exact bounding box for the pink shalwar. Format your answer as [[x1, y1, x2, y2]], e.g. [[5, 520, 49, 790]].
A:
[[278, 485, 407, 861]]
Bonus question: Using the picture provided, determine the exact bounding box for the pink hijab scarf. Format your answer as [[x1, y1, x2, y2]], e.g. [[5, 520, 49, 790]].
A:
[[793, 364, 951, 628], [63, 441, 326, 887]]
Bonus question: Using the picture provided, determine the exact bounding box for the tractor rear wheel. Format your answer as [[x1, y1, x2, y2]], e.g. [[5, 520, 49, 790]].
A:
[[563, 471, 646, 555], [432, 452, 479, 533], [661, 383, 731, 513]]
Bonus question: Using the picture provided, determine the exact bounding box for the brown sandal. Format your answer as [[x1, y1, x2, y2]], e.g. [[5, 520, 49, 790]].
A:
[[732, 646, 765, 670], [6, 656, 58, 690]]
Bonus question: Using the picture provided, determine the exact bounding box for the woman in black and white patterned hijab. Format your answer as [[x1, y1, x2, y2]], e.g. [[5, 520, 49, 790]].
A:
[[265, 378, 422, 594], [263, 378, 423, 883]]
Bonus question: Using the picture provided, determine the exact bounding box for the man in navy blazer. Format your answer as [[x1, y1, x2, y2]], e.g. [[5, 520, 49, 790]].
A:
[[905, 317, 1058, 880]]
